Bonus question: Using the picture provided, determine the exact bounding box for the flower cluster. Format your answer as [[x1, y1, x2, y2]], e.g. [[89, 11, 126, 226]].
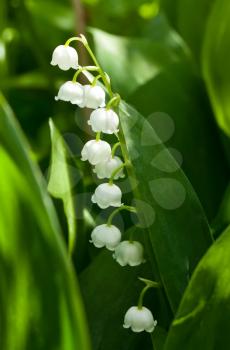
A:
[[51, 37, 157, 334]]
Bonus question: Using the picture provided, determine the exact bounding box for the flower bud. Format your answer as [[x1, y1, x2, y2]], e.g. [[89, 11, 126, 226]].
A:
[[81, 140, 111, 165], [88, 108, 119, 134], [123, 306, 157, 333], [93, 156, 124, 179], [90, 224, 121, 250], [51, 45, 78, 71], [91, 183, 122, 209], [83, 85, 106, 109], [55, 81, 84, 105], [113, 241, 145, 266]]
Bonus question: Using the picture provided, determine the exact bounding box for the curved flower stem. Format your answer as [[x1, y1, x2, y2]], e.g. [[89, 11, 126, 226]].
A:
[[72, 67, 84, 82], [137, 285, 151, 309], [92, 74, 102, 86], [111, 142, 121, 158], [109, 163, 126, 184], [72, 65, 99, 82], [106, 94, 121, 110], [107, 205, 137, 226], [65, 36, 84, 46], [137, 278, 161, 309]]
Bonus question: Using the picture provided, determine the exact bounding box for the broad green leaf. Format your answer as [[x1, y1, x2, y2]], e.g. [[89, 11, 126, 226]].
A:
[[119, 101, 213, 313], [164, 224, 230, 350], [176, 0, 215, 62], [0, 93, 91, 350], [128, 62, 229, 220], [151, 326, 167, 350], [90, 27, 188, 97], [212, 183, 230, 237], [48, 119, 77, 255], [160, 0, 215, 62], [202, 0, 230, 137]]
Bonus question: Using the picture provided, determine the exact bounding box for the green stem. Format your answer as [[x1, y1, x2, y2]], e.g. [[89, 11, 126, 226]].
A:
[[107, 205, 136, 226], [72, 66, 99, 82], [84, 42, 113, 97], [106, 94, 121, 110], [129, 230, 134, 243], [92, 74, 102, 86], [65, 36, 83, 46], [137, 278, 161, 309], [72, 67, 83, 82], [111, 142, 121, 158], [96, 132, 101, 141], [109, 163, 126, 184], [138, 285, 150, 309]]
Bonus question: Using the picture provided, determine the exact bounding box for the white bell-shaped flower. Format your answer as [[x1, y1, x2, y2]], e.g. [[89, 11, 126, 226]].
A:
[[88, 108, 119, 134], [123, 306, 157, 333], [93, 156, 125, 179], [90, 224, 121, 250], [83, 85, 106, 109], [55, 81, 84, 105], [51, 45, 78, 70], [91, 183, 122, 209], [113, 241, 145, 266], [81, 140, 111, 165]]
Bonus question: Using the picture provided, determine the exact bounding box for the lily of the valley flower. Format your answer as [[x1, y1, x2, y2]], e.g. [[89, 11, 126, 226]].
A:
[[55, 81, 84, 105], [93, 156, 124, 179], [90, 224, 121, 250], [80, 85, 106, 109], [123, 306, 157, 333], [81, 140, 111, 165], [88, 108, 119, 134], [113, 241, 145, 266], [91, 183, 122, 209], [51, 45, 78, 70]]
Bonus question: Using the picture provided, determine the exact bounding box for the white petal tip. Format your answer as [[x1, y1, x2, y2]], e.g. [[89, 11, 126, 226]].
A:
[[123, 324, 129, 329]]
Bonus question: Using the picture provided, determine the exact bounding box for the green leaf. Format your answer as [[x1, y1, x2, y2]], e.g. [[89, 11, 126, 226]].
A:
[[128, 62, 228, 220], [164, 224, 230, 350], [119, 101, 213, 314], [48, 119, 77, 255], [212, 182, 230, 237], [175, 0, 215, 62], [0, 93, 91, 350], [160, 0, 215, 62], [151, 326, 167, 350], [202, 0, 230, 137], [90, 27, 188, 97]]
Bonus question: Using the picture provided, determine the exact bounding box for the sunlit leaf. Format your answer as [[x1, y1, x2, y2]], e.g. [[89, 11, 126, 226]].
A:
[[164, 224, 230, 350], [202, 0, 230, 137], [90, 27, 188, 97], [0, 93, 91, 350], [48, 118, 77, 255]]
